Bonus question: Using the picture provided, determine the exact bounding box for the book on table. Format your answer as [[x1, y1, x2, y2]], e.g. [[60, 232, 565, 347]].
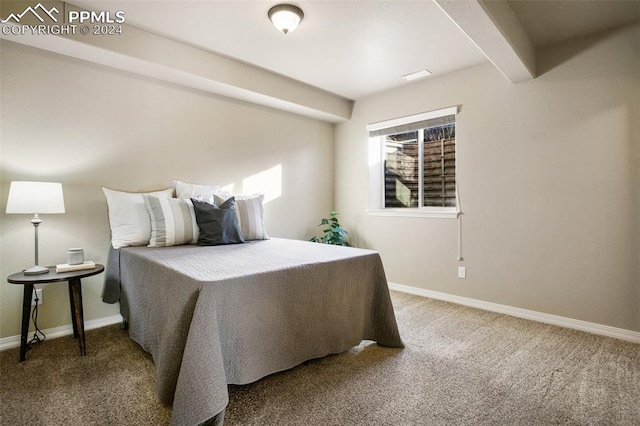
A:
[[56, 261, 95, 273]]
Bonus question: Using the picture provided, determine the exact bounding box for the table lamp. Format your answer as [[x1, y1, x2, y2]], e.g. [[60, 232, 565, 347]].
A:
[[6, 181, 66, 275]]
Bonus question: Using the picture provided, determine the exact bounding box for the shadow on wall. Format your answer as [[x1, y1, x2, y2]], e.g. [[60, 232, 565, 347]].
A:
[[536, 24, 639, 77]]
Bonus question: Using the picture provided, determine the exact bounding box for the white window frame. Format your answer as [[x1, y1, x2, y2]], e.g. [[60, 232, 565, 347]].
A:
[[366, 106, 459, 219]]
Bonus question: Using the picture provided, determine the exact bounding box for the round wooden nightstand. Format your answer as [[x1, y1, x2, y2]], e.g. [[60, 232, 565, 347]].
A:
[[7, 264, 105, 362]]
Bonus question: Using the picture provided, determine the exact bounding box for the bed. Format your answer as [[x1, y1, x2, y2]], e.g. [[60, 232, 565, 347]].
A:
[[103, 237, 404, 426]]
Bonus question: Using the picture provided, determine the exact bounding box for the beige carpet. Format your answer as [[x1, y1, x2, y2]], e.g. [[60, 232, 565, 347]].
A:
[[1, 291, 638, 425]]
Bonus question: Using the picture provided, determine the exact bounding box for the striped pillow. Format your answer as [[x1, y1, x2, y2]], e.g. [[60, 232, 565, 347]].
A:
[[214, 193, 269, 241], [143, 196, 199, 247]]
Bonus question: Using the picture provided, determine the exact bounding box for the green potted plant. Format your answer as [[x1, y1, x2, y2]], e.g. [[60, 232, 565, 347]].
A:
[[310, 210, 351, 246]]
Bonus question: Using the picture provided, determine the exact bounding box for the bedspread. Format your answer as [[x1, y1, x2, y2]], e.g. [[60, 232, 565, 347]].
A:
[[103, 238, 403, 425]]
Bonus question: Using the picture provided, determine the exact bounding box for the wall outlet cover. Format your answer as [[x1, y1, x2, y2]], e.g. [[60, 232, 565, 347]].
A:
[[458, 266, 466, 279], [31, 288, 43, 306]]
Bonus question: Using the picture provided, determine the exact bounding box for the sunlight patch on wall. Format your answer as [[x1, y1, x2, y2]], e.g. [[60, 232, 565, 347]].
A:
[[242, 164, 282, 204]]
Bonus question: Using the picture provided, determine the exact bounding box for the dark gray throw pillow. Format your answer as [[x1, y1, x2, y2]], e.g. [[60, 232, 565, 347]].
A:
[[191, 197, 245, 246]]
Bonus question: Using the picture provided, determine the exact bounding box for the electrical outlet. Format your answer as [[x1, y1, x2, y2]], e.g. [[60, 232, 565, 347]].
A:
[[31, 288, 43, 306], [458, 266, 466, 279]]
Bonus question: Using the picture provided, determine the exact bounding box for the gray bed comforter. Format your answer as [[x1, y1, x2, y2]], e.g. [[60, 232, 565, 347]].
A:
[[103, 238, 403, 425]]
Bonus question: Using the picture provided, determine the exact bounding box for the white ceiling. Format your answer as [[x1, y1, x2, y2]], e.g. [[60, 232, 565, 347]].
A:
[[67, 0, 640, 100], [74, 0, 489, 99]]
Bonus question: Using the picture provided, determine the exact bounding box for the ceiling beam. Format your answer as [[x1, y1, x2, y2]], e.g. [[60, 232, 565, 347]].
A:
[[0, 2, 353, 123], [434, 0, 536, 83]]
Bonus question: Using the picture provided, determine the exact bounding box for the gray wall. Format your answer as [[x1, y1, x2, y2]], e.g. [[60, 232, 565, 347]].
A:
[[2, 23, 638, 340], [0, 40, 335, 338], [335, 25, 639, 332]]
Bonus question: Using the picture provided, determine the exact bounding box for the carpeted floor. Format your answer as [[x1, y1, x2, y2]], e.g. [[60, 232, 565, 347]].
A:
[[1, 291, 638, 425]]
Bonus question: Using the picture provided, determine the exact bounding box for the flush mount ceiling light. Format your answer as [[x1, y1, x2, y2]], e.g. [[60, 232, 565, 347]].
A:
[[402, 69, 432, 81], [268, 4, 304, 34]]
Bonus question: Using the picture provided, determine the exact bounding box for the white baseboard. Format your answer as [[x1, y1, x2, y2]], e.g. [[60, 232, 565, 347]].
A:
[[388, 282, 640, 344], [3, 286, 637, 349], [0, 314, 123, 352]]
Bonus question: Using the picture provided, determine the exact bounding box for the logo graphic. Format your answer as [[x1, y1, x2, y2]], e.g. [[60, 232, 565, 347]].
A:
[[2, 2, 125, 37], [1, 3, 59, 23]]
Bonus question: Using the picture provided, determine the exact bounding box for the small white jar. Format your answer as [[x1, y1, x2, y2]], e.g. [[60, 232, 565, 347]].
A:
[[67, 248, 84, 265]]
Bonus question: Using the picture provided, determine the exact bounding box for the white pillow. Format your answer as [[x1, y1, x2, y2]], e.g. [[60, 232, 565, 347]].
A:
[[102, 187, 174, 249], [144, 196, 198, 247], [173, 180, 220, 204], [214, 193, 269, 241]]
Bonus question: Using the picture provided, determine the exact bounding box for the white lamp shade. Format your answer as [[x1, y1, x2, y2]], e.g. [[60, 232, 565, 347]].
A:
[[6, 181, 65, 214], [268, 5, 303, 34]]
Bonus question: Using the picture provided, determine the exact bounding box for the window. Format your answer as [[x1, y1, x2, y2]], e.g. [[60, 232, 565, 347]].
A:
[[367, 106, 458, 217]]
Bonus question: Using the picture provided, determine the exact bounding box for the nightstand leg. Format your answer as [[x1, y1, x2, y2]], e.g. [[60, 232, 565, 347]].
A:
[[68, 281, 78, 338], [19, 284, 34, 362], [68, 278, 86, 356]]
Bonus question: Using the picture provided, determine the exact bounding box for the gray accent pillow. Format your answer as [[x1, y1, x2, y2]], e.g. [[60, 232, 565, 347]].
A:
[[191, 198, 245, 246]]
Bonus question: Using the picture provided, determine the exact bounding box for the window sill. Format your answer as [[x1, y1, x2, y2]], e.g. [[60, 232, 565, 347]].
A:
[[366, 209, 459, 219]]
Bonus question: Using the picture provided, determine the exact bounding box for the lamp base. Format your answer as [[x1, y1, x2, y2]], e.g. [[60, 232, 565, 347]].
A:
[[24, 265, 49, 275]]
